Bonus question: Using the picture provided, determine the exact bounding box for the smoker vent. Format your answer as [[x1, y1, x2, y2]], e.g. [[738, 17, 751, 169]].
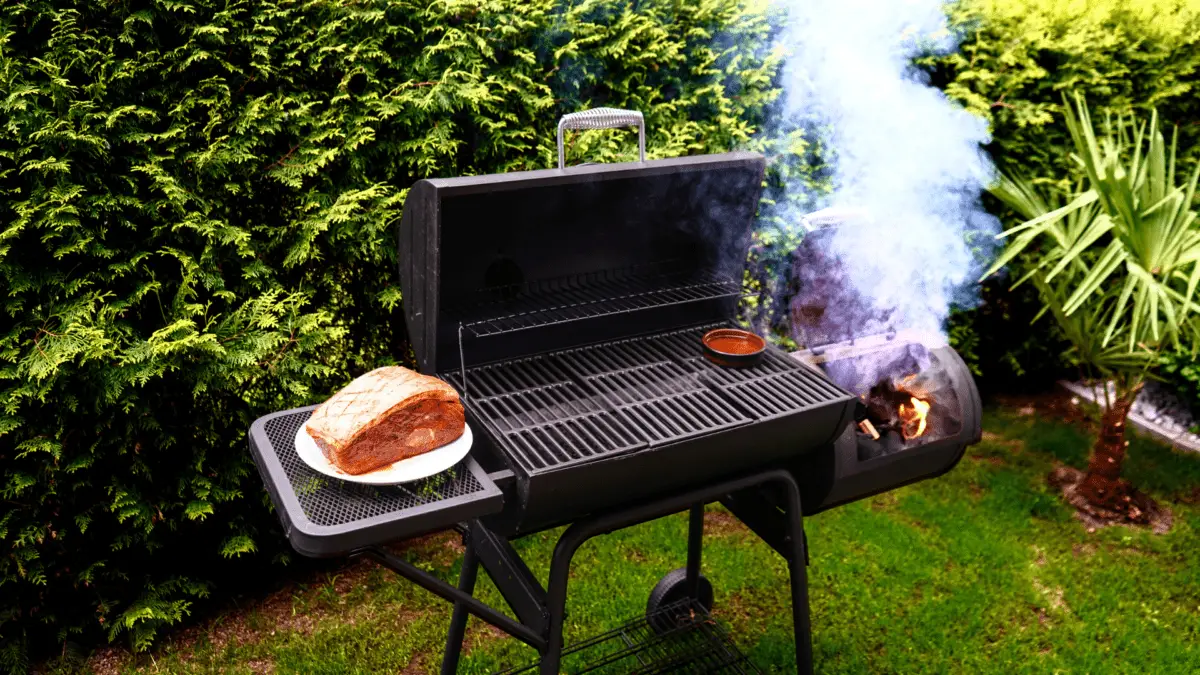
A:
[[449, 324, 850, 476], [261, 411, 485, 527]]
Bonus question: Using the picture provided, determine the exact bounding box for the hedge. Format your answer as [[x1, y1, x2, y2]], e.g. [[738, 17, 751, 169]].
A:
[[936, 0, 1200, 183], [929, 0, 1200, 390], [0, 0, 783, 668], [8, 0, 1200, 668]]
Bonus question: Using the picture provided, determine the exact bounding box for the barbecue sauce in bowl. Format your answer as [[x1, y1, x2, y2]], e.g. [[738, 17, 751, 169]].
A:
[[702, 329, 766, 367]]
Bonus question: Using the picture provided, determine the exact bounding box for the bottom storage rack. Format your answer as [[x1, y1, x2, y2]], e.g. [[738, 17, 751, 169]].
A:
[[500, 600, 762, 674]]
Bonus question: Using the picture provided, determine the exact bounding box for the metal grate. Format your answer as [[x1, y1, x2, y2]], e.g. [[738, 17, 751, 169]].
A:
[[620, 392, 748, 444], [500, 600, 762, 674], [505, 411, 648, 472], [657, 329, 851, 417], [448, 323, 850, 475], [261, 410, 485, 527], [452, 266, 742, 339]]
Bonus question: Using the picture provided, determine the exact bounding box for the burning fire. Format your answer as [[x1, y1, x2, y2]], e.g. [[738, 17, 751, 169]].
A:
[[898, 396, 930, 440]]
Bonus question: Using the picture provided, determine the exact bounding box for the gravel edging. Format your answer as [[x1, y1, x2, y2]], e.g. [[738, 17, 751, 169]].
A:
[[1058, 380, 1200, 454]]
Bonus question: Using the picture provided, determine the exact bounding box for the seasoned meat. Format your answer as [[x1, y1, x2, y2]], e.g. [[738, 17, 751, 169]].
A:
[[305, 366, 465, 475]]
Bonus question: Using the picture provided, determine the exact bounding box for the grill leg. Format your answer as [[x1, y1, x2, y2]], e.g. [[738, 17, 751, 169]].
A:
[[440, 540, 480, 675], [685, 503, 704, 599], [537, 470, 811, 675], [780, 477, 815, 675], [541, 524, 588, 675]]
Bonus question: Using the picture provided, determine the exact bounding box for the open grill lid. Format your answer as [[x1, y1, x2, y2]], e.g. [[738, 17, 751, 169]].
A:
[[398, 151, 767, 374]]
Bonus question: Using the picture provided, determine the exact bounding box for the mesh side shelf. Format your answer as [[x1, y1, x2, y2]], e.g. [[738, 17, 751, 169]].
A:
[[499, 600, 762, 674], [248, 406, 503, 557]]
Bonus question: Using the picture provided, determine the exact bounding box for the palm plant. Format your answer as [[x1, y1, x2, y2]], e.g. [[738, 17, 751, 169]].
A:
[[984, 93, 1200, 521]]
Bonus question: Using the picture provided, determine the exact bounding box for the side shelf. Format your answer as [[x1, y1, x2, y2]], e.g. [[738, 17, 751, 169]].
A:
[[248, 406, 504, 558]]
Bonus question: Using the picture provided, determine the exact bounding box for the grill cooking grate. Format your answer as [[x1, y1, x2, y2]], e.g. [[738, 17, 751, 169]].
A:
[[500, 600, 762, 674], [261, 411, 485, 527], [448, 324, 851, 475]]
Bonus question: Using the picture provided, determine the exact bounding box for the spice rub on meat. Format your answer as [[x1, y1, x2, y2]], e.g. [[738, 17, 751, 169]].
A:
[[305, 366, 465, 475]]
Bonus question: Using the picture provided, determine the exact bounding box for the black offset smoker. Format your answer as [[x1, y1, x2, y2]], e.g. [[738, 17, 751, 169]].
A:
[[248, 109, 982, 673]]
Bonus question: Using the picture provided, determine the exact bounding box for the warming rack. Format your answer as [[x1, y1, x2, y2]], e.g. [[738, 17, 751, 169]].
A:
[[446, 262, 743, 339]]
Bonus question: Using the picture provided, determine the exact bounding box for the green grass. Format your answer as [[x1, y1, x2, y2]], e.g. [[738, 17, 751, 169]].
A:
[[79, 408, 1200, 674]]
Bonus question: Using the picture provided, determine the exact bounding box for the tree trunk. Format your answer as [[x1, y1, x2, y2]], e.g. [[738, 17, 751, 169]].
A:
[[1075, 383, 1147, 518]]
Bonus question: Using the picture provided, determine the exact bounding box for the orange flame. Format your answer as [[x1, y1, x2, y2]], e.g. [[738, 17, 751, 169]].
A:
[[898, 396, 931, 440]]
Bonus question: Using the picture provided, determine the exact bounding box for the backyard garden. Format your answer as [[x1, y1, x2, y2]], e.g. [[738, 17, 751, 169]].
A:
[[3, 0, 1200, 673]]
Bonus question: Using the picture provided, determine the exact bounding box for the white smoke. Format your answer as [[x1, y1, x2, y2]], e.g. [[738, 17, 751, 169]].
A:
[[774, 0, 999, 345]]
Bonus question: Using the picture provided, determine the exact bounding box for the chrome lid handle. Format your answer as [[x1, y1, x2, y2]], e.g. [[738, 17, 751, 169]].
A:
[[556, 107, 646, 169]]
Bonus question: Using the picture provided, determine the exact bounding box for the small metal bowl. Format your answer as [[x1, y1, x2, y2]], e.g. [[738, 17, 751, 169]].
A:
[[702, 328, 766, 367]]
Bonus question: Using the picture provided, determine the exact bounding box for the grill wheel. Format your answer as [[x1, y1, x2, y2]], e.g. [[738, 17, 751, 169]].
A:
[[646, 567, 714, 634]]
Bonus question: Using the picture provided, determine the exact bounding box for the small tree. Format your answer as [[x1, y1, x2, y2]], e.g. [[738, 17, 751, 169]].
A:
[[985, 93, 1200, 522]]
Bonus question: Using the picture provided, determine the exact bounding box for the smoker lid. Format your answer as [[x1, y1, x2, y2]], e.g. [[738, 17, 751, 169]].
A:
[[398, 152, 766, 374], [789, 221, 892, 349]]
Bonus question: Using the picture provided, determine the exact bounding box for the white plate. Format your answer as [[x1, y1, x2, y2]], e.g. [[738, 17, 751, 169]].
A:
[[293, 423, 473, 485]]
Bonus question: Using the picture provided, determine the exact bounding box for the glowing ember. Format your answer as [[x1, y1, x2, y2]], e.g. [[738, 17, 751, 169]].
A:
[[898, 396, 931, 440]]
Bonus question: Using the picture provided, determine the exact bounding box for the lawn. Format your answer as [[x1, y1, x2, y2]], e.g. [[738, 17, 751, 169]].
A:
[[82, 403, 1200, 674]]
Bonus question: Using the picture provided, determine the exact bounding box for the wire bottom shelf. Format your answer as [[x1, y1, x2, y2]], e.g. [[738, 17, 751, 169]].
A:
[[500, 600, 762, 674]]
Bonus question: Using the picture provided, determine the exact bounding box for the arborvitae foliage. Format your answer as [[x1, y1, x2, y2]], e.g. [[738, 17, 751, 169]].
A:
[[0, 0, 780, 667], [934, 0, 1200, 185]]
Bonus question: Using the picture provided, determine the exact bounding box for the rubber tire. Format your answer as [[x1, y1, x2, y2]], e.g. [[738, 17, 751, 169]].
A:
[[646, 568, 714, 635]]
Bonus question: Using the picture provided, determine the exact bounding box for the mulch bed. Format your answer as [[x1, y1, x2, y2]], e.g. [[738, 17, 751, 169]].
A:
[[993, 390, 1173, 534]]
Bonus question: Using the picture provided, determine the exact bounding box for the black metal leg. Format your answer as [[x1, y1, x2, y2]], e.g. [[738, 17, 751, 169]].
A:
[[685, 502, 704, 599], [361, 546, 546, 650], [367, 469, 812, 674], [780, 476, 815, 675], [472, 523, 549, 635], [441, 539, 480, 675], [541, 522, 591, 675], [538, 470, 808, 674]]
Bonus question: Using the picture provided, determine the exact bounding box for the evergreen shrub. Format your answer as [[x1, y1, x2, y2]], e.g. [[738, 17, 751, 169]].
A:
[[930, 0, 1200, 389], [0, 0, 781, 668]]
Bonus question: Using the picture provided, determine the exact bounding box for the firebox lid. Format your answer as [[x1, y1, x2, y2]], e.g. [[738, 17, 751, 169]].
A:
[[398, 152, 766, 374]]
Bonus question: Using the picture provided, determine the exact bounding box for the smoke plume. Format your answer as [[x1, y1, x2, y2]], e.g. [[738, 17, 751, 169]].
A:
[[771, 0, 999, 346]]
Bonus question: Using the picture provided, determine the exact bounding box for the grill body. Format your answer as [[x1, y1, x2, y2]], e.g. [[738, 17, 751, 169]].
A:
[[247, 120, 984, 675], [394, 150, 982, 539], [453, 324, 854, 534], [397, 152, 860, 534]]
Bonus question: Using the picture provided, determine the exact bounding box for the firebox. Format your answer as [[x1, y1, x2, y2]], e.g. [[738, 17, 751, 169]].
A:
[[783, 215, 982, 515]]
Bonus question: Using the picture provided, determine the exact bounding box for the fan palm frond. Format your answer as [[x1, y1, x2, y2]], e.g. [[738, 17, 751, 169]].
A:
[[984, 93, 1200, 382]]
